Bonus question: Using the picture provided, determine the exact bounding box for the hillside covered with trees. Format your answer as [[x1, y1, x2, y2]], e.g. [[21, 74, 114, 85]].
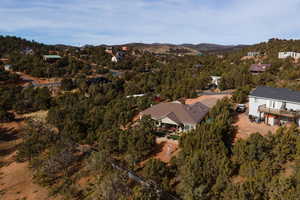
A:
[[2, 36, 300, 199]]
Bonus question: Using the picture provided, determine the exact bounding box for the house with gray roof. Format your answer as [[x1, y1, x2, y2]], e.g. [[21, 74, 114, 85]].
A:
[[249, 86, 300, 126], [140, 101, 209, 132]]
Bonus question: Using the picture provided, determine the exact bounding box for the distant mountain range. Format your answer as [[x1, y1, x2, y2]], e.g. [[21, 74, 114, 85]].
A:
[[52, 42, 250, 54], [181, 43, 249, 52], [99, 42, 250, 54]]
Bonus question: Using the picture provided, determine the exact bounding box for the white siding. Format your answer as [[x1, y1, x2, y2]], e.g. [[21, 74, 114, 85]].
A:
[[249, 97, 268, 117], [278, 52, 300, 59], [249, 96, 300, 118]]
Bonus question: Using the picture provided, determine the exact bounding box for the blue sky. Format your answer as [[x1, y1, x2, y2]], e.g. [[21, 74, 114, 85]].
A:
[[1, 0, 300, 46]]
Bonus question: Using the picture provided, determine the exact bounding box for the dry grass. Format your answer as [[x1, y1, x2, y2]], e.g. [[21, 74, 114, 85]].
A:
[[22, 110, 48, 123]]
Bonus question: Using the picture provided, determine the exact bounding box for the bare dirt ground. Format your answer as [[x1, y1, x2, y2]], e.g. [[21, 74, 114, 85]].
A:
[[16, 72, 61, 86], [0, 114, 59, 200], [154, 137, 179, 163], [185, 94, 232, 108], [234, 112, 279, 141]]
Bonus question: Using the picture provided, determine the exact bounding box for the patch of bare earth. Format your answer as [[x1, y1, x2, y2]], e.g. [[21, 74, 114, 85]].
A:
[[154, 138, 179, 163], [281, 161, 295, 178], [0, 114, 59, 200], [231, 175, 247, 184], [234, 112, 279, 141]]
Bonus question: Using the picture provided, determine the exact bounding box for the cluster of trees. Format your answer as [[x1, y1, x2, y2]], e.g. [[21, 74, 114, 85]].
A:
[[10, 55, 91, 77], [0, 66, 19, 82], [0, 85, 51, 119], [5, 36, 300, 199]]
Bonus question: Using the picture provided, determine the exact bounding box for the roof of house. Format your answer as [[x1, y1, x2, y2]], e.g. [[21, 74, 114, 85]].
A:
[[250, 86, 300, 103], [140, 101, 209, 125], [43, 55, 62, 59], [249, 64, 271, 72]]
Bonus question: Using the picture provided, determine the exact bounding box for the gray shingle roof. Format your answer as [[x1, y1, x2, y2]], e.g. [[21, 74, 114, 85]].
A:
[[140, 101, 209, 125], [250, 86, 300, 103]]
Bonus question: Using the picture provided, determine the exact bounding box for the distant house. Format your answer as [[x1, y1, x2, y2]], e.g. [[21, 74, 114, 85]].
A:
[[278, 52, 300, 59], [140, 101, 209, 132], [4, 64, 11, 71], [112, 51, 125, 63], [21, 47, 34, 55], [249, 64, 271, 74], [43, 55, 62, 62], [122, 46, 129, 51], [249, 86, 300, 126], [247, 52, 260, 57], [105, 47, 113, 54], [111, 56, 118, 63], [211, 76, 221, 87]]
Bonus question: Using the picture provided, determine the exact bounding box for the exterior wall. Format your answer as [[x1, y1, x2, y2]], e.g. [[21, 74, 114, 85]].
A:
[[111, 56, 118, 63], [247, 52, 260, 57], [249, 96, 300, 125], [249, 97, 268, 117], [183, 123, 196, 132], [278, 52, 300, 59]]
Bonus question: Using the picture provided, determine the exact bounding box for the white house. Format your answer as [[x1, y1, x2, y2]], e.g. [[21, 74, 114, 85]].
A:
[[247, 52, 260, 57], [211, 76, 221, 87], [111, 56, 118, 63], [278, 52, 300, 59], [249, 86, 300, 126]]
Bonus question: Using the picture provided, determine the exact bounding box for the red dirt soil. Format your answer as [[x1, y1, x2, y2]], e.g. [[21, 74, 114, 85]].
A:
[[0, 116, 60, 200], [234, 113, 279, 141], [154, 138, 179, 163]]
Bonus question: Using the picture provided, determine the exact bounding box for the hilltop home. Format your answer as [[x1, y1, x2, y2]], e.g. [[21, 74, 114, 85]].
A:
[[43, 55, 62, 62], [278, 52, 300, 59], [140, 101, 209, 132], [249, 64, 271, 74], [249, 86, 300, 126], [247, 51, 260, 57]]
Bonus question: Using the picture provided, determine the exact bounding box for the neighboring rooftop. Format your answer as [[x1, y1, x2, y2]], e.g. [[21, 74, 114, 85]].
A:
[[140, 101, 209, 125], [250, 86, 300, 103], [249, 64, 271, 73], [43, 55, 62, 59]]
